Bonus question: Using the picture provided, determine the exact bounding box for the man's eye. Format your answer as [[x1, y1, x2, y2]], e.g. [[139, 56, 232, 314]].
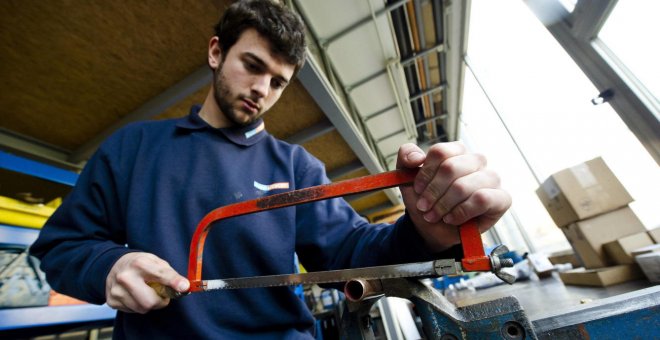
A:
[[245, 62, 260, 72], [271, 80, 285, 90]]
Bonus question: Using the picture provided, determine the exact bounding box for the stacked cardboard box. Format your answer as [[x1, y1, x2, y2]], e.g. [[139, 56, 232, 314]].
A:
[[536, 157, 651, 286], [603, 232, 654, 265], [648, 227, 660, 243], [561, 207, 646, 268], [630, 239, 660, 283]]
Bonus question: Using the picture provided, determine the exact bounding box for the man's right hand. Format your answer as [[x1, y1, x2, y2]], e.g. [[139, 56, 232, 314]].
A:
[[105, 252, 189, 314]]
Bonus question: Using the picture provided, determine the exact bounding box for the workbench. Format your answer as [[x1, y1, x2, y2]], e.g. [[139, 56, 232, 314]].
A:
[[340, 273, 658, 339], [444, 273, 655, 321]]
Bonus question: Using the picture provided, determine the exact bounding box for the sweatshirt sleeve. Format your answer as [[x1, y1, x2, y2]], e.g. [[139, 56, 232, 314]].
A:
[[30, 145, 135, 304], [293, 151, 463, 272]]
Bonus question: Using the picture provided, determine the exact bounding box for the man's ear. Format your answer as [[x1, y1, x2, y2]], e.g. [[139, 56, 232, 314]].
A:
[[208, 36, 222, 70]]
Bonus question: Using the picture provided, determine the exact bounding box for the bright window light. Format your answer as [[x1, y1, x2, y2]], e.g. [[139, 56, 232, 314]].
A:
[[599, 1, 660, 105], [558, 0, 577, 13], [462, 0, 660, 254]]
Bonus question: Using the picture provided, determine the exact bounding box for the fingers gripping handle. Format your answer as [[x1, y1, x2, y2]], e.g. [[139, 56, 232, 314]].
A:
[[459, 220, 485, 258], [148, 282, 185, 299]]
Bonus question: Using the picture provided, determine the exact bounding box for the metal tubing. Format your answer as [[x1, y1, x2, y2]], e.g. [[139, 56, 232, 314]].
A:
[[401, 43, 445, 66], [415, 113, 447, 128], [363, 83, 446, 123], [375, 128, 406, 143], [409, 83, 447, 102], [344, 279, 384, 302], [345, 43, 444, 92], [363, 104, 398, 122]]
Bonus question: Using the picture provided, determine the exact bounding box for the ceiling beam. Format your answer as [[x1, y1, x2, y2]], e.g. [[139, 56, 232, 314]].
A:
[[298, 53, 403, 205], [327, 160, 364, 180], [0, 128, 81, 170], [319, 0, 410, 47], [68, 65, 212, 163], [284, 119, 335, 145], [443, 0, 471, 141], [571, 0, 617, 40]]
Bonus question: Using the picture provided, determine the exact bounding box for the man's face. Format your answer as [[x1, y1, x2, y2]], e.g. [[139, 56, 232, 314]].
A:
[[213, 29, 295, 127]]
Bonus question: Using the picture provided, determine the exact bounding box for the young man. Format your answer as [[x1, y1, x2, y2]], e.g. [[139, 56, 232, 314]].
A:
[[31, 0, 511, 338]]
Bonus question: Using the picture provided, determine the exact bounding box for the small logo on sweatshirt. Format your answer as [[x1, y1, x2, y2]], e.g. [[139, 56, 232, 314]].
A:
[[254, 181, 290, 192], [245, 122, 265, 139]]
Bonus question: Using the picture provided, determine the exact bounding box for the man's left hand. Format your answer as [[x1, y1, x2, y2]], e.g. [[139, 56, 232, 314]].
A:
[[397, 142, 511, 252]]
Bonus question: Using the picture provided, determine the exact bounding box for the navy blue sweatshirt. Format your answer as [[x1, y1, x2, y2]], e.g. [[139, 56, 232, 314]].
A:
[[31, 106, 461, 339]]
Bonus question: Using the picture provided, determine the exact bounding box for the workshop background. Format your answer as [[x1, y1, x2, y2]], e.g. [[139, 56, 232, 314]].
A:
[[1, 0, 659, 339]]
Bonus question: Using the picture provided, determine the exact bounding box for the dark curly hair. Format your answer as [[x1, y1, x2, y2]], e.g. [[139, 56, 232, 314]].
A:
[[214, 0, 307, 74]]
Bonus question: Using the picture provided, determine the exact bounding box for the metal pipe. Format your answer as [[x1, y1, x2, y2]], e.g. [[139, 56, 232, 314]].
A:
[[363, 83, 446, 123], [345, 42, 444, 93], [416, 3, 441, 139], [363, 0, 417, 142], [407, 0, 438, 140], [344, 279, 384, 302], [345, 69, 387, 93], [401, 43, 445, 66], [292, 0, 388, 170], [415, 113, 447, 128], [376, 128, 406, 143], [363, 104, 398, 122], [409, 83, 447, 102]]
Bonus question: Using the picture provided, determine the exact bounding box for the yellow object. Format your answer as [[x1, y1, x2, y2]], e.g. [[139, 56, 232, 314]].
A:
[[0, 196, 58, 229], [367, 204, 405, 224]]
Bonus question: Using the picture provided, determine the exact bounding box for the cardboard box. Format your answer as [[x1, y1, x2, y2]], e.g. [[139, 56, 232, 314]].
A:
[[558, 265, 643, 287], [561, 207, 646, 268], [603, 232, 655, 265], [631, 244, 660, 256], [536, 157, 633, 227], [527, 253, 555, 278], [635, 252, 660, 283], [648, 227, 660, 243], [547, 249, 581, 268]]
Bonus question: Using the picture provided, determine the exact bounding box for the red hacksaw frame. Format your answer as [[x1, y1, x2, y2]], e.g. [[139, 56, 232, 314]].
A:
[[186, 168, 492, 293]]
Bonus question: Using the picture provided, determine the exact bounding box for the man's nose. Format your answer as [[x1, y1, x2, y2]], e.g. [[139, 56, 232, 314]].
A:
[[251, 75, 270, 98]]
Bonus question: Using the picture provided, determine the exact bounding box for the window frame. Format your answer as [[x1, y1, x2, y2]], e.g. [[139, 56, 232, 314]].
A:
[[526, 0, 660, 165]]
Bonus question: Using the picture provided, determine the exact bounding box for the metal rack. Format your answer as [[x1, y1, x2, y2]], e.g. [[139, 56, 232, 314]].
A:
[[0, 150, 116, 337]]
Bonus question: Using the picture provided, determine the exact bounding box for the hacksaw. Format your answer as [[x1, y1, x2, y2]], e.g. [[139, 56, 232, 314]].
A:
[[151, 168, 514, 299]]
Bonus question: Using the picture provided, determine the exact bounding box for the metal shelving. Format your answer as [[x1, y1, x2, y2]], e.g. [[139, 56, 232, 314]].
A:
[[0, 150, 115, 336]]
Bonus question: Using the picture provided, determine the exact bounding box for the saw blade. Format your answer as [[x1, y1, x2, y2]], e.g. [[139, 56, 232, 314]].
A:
[[201, 259, 462, 291]]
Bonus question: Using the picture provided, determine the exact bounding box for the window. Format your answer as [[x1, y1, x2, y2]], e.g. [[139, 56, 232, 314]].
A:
[[558, 0, 577, 13], [461, 0, 660, 254], [599, 1, 660, 105]]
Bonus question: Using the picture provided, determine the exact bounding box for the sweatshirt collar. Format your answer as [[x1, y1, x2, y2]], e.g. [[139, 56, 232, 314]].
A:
[[176, 105, 267, 146]]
